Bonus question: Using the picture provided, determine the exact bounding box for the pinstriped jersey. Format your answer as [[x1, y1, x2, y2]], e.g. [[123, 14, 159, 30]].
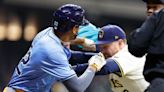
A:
[[109, 45, 149, 92]]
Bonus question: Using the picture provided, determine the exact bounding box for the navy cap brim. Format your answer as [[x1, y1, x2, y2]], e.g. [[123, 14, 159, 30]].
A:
[[95, 40, 114, 45]]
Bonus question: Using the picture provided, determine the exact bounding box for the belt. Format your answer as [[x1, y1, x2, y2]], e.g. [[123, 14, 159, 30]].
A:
[[15, 89, 24, 92], [3, 87, 24, 92]]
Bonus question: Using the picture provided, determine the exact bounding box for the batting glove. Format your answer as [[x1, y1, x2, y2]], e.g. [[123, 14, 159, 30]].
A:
[[88, 52, 106, 71]]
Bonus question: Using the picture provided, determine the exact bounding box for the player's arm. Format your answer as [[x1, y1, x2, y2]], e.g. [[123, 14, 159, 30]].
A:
[[63, 52, 106, 92], [63, 66, 96, 92], [70, 38, 85, 45], [70, 50, 97, 65], [72, 59, 120, 75], [72, 63, 88, 74], [70, 38, 96, 51]]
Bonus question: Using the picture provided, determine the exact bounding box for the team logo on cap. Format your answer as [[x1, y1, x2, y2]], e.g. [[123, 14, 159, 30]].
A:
[[115, 36, 119, 40], [98, 29, 104, 39]]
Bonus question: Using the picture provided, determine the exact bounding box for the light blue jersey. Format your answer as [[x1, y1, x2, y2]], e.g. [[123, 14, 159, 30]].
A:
[[8, 27, 75, 92]]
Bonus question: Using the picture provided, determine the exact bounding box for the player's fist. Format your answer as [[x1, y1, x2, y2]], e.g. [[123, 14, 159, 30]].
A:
[[82, 38, 96, 51], [88, 52, 106, 71]]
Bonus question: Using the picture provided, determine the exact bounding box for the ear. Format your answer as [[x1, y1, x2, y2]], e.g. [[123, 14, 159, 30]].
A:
[[118, 39, 125, 49], [72, 25, 79, 35]]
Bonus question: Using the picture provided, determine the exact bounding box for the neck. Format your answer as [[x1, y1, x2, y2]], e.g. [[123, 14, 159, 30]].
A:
[[54, 30, 70, 42]]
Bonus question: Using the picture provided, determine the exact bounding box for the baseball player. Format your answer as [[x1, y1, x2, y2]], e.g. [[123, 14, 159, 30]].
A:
[[3, 4, 106, 92], [52, 22, 112, 92], [73, 24, 149, 92]]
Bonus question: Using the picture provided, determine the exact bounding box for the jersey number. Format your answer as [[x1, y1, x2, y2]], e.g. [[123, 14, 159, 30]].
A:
[[16, 50, 31, 75], [111, 78, 123, 88], [111, 79, 129, 92], [22, 51, 31, 64]]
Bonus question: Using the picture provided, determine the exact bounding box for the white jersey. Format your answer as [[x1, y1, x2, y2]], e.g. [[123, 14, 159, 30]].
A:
[[108, 45, 149, 92]]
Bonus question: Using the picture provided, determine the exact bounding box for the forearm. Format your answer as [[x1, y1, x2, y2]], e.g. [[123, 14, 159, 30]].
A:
[[70, 38, 85, 45], [63, 67, 96, 92], [70, 50, 97, 65], [64, 52, 107, 92], [72, 63, 88, 75], [73, 59, 120, 75], [96, 59, 120, 75]]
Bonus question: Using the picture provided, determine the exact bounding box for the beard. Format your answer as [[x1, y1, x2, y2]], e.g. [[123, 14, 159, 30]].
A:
[[103, 53, 113, 59], [71, 33, 77, 40]]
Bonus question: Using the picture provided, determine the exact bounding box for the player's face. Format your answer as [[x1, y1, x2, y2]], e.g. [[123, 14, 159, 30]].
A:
[[98, 41, 120, 59], [146, 4, 164, 16]]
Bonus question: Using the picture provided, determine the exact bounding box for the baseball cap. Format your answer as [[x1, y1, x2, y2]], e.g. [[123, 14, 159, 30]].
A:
[[95, 24, 126, 45], [142, 0, 164, 4]]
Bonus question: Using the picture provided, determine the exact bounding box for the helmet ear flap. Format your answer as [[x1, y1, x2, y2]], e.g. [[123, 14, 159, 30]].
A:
[[53, 19, 75, 33], [53, 21, 59, 30]]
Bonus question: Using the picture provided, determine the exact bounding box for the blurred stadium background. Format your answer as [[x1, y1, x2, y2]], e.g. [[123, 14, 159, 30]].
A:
[[0, 0, 147, 91]]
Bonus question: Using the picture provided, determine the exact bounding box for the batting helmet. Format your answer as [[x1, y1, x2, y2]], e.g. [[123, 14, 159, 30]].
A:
[[53, 4, 86, 32], [142, 0, 164, 4]]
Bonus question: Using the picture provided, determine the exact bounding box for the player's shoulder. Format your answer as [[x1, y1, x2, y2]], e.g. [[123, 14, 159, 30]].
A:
[[32, 27, 52, 45], [158, 8, 164, 18], [153, 8, 164, 19], [32, 27, 62, 51], [114, 45, 145, 62], [114, 45, 130, 57], [34, 27, 52, 40]]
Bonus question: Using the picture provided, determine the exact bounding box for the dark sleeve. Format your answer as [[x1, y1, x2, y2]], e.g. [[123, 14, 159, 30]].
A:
[[72, 59, 120, 75], [97, 59, 120, 75], [69, 50, 97, 65], [127, 10, 160, 57], [63, 68, 95, 92], [72, 63, 88, 75]]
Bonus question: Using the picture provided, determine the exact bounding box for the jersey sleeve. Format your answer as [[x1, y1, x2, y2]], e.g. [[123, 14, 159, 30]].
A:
[[111, 46, 145, 78], [41, 43, 76, 82]]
